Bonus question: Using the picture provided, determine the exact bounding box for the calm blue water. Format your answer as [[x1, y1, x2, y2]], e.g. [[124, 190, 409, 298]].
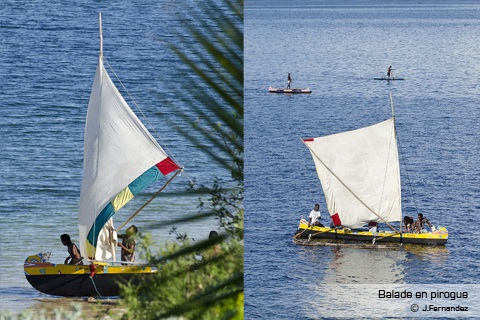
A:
[[245, 1, 479, 319], [2, 0, 480, 318], [0, 1, 231, 314]]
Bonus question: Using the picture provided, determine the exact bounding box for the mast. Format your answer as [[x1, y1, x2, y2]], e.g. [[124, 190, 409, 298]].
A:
[[390, 93, 403, 236], [99, 12, 103, 58], [390, 92, 395, 118]]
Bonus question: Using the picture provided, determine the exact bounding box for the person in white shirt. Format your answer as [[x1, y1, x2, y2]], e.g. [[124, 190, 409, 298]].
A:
[[308, 204, 324, 227]]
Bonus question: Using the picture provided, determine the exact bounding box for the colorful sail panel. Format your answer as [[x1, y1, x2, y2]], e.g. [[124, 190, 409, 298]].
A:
[[303, 118, 402, 229], [84, 159, 179, 259], [79, 56, 180, 261]]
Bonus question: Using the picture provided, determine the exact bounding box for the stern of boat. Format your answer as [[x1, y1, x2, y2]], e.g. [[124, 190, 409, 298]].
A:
[[295, 216, 332, 239], [429, 226, 449, 243], [24, 252, 54, 268], [298, 217, 308, 227], [396, 226, 448, 245]]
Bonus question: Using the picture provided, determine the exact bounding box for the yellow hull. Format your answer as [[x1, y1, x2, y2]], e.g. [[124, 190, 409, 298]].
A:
[[24, 253, 157, 296], [295, 221, 448, 245], [24, 261, 156, 276]]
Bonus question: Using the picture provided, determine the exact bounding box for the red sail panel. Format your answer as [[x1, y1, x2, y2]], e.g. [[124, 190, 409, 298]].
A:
[[331, 213, 342, 227], [156, 157, 180, 175]]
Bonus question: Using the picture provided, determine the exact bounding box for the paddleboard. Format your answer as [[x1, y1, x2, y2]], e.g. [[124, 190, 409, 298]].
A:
[[269, 86, 311, 94], [374, 77, 405, 81]]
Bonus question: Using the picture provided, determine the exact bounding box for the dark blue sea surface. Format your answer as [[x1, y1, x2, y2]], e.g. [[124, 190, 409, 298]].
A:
[[245, 1, 479, 319], [0, 0, 232, 314]]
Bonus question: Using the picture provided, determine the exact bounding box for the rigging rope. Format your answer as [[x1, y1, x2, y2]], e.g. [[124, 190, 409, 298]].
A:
[[397, 135, 420, 216], [89, 263, 103, 298], [116, 167, 184, 232], [103, 58, 195, 187], [90, 277, 103, 298]]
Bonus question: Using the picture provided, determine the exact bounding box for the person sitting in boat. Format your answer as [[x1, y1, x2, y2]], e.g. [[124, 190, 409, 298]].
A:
[[209, 230, 221, 255], [413, 213, 436, 233], [118, 225, 138, 264], [308, 204, 324, 227], [387, 66, 393, 78], [287, 73, 292, 89], [403, 216, 414, 233], [60, 234, 83, 265], [368, 222, 378, 232]]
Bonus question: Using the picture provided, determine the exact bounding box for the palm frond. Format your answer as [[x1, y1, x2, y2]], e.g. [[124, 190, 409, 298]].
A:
[[120, 1, 243, 318]]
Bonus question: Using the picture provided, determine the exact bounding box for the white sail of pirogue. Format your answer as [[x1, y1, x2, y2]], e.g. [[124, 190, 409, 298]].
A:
[[303, 118, 402, 229], [78, 13, 180, 261]]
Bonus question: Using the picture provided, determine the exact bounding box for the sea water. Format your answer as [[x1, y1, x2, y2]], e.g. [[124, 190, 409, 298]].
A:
[[245, 1, 479, 319], [0, 1, 229, 314], [2, 0, 480, 318]]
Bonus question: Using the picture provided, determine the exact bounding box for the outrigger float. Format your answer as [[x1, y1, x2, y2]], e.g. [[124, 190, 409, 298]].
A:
[[24, 13, 182, 297], [294, 95, 448, 247]]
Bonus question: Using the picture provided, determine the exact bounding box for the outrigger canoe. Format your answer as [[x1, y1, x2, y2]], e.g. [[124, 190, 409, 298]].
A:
[[294, 219, 448, 245], [269, 86, 311, 94], [296, 95, 448, 247]]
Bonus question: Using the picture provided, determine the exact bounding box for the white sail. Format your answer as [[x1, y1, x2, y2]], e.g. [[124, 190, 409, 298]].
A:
[[78, 52, 179, 261], [303, 118, 402, 229]]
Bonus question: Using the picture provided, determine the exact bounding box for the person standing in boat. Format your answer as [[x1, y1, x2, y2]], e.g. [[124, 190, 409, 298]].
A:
[[118, 225, 138, 263], [308, 204, 324, 227], [60, 234, 83, 265], [413, 213, 436, 233], [387, 66, 393, 78], [287, 73, 292, 89]]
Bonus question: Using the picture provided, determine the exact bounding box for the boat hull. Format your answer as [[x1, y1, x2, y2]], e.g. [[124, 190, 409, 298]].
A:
[[295, 222, 448, 245], [24, 272, 152, 297], [24, 254, 157, 297], [269, 86, 311, 94]]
